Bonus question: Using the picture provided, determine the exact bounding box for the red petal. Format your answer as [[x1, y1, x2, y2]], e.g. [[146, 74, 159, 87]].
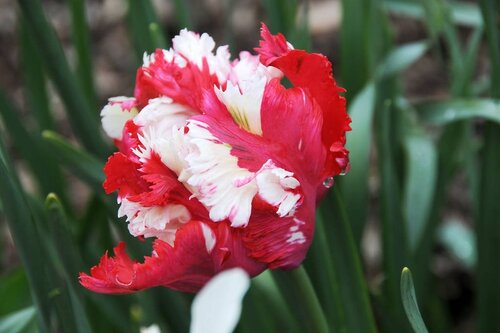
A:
[[134, 50, 219, 111], [256, 28, 351, 177], [242, 198, 315, 269], [79, 221, 265, 294], [254, 23, 290, 66], [103, 152, 149, 196]]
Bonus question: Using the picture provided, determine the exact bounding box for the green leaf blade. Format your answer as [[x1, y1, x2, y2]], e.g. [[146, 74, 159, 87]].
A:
[[400, 268, 429, 333]]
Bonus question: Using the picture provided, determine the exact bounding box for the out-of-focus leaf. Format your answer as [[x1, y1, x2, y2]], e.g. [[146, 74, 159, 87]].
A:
[[242, 271, 300, 333], [318, 189, 377, 333], [376, 41, 430, 80], [127, 0, 166, 60], [340, 83, 376, 244], [19, 17, 53, 132], [17, 0, 108, 157], [42, 130, 104, 193], [0, 307, 37, 333], [0, 269, 32, 316], [400, 268, 429, 333], [304, 213, 345, 331], [403, 132, 438, 252], [376, 100, 410, 331], [384, 0, 483, 27], [172, 0, 193, 29], [0, 91, 64, 196], [272, 267, 329, 333], [417, 99, 500, 125], [438, 219, 476, 269], [0, 138, 51, 332], [476, 2, 500, 328], [66, 0, 97, 111]]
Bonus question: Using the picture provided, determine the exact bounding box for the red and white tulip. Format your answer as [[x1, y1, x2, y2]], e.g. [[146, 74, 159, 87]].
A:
[[80, 24, 350, 294]]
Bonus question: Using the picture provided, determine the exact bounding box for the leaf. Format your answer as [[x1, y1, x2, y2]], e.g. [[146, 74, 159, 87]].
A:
[[17, 0, 108, 157], [376, 41, 430, 80], [271, 267, 329, 333], [191, 268, 250, 333], [66, 0, 98, 110], [317, 189, 377, 333], [400, 268, 429, 333], [403, 132, 438, 252], [0, 307, 37, 333], [376, 100, 410, 331], [0, 269, 32, 316], [19, 16, 54, 132], [42, 130, 105, 193], [416, 99, 500, 125], [340, 83, 376, 244], [0, 90, 64, 196], [0, 138, 52, 332], [438, 219, 476, 269], [475, 3, 500, 329], [384, 0, 483, 27]]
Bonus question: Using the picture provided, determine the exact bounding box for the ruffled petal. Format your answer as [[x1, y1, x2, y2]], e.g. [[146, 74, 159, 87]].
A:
[[134, 49, 221, 111], [242, 198, 315, 269], [256, 23, 351, 177], [79, 221, 265, 294]]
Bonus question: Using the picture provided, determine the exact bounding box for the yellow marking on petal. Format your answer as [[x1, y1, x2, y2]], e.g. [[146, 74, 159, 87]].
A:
[[228, 105, 251, 132]]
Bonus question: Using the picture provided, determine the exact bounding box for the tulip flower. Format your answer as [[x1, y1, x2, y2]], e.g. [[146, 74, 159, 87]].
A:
[[80, 23, 350, 294]]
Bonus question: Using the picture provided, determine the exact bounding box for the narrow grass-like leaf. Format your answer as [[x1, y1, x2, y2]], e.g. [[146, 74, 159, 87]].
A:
[[246, 271, 301, 333], [403, 132, 437, 252], [383, 0, 483, 27], [416, 99, 500, 125], [260, 0, 297, 36], [66, 0, 98, 111], [375, 41, 430, 80], [453, 27, 484, 96], [304, 213, 345, 331], [149, 23, 168, 50], [318, 189, 377, 333], [17, 0, 107, 157], [400, 267, 429, 333], [272, 267, 329, 333], [19, 17, 54, 131], [0, 91, 64, 197], [340, 83, 376, 244], [172, 0, 193, 29], [42, 130, 104, 193], [44, 194, 93, 333], [0, 269, 32, 316], [341, 0, 391, 98], [376, 100, 410, 331], [127, 0, 165, 60], [0, 138, 51, 332], [0, 307, 37, 333], [438, 219, 476, 269], [475, 4, 500, 327]]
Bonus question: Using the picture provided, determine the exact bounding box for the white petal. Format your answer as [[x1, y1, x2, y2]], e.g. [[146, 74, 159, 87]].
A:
[[190, 268, 250, 333], [134, 97, 195, 138], [215, 79, 265, 135], [200, 223, 216, 253], [162, 121, 258, 227], [256, 160, 302, 217], [100, 97, 138, 140], [118, 199, 191, 245], [140, 324, 161, 333]]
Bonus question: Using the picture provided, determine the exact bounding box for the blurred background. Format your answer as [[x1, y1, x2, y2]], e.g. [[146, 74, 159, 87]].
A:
[[0, 0, 497, 332]]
